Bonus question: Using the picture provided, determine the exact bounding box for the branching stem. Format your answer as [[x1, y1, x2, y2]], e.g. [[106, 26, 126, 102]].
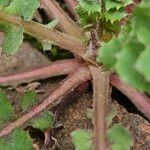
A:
[[0, 11, 86, 57], [0, 66, 91, 137]]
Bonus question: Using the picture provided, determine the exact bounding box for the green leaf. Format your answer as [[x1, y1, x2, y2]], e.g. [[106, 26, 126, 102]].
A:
[[135, 45, 150, 82], [97, 38, 122, 69], [0, 139, 6, 150], [76, 0, 101, 26], [20, 90, 37, 111], [77, 0, 101, 14], [107, 124, 132, 150], [104, 8, 126, 23], [5, 0, 40, 21], [132, 2, 150, 45], [2, 24, 24, 55], [31, 111, 54, 130], [0, 0, 40, 55], [0, 88, 14, 125], [6, 129, 33, 150], [115, 41, 150, 92], [0, 0, 12, 9], [105, 0, 132, 11], [107, 103, 117, 127], [105, 0, 123, 11], [71, 129, 93, 150]]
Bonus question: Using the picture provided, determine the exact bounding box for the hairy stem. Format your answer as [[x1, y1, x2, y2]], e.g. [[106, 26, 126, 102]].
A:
[[110, 74, 150, 121], [0, 66, 91, 137], [41, 0, 82, 38], [64, 0, 79, 20], [0, 59, 81, 86], [0, 11, 86, 57], [90, 66, 110, 150]]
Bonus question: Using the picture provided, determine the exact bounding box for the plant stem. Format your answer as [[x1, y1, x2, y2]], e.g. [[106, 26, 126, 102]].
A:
[[64, 0, 79, 20], [0, 11, 86, 57], [0, 66, 91, 137], [90, 66, 110, 150], [41, 0, 82, 38], [0, 59, 81, 86], [110, 74, 150, 121]]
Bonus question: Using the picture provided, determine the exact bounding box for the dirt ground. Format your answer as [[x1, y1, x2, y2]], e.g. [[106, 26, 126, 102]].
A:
[[0, 40, 150, 150]]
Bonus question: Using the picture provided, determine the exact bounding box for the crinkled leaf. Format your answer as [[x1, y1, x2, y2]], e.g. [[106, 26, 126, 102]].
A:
[[132, 2, 150, 45], [76, 7, 99, 26], [97, 38, 122, 69], [6, 129, 33, 150], [107, 124, 132, 150], [20, 90, 37, 111], [115, 41, 150, 92], [104, 8, 126, 23], [0, 0, 12, 9], [105, 0, 123, 11], [135, 45, 150, 82], [31, 111, 54, 130], [105, 0, 132, 11], [0, 88, 14, 125], [0, 0, 39, 55], [76, 0, 101, 26], [77, 0, 101, 14], [71, 129, 93, 150], [5, 0, 40, 21], [1, 23, 24, 55]]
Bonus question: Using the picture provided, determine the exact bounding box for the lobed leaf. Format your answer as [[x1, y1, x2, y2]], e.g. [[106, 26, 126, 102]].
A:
[[132, 2, 150, 45], [105, 0, 132, 11], [20, 90, 37, 111], [135, 45, 150, 82], [97, 38, 122, 69], [77, 0, 101, 14], [104, 8, 126, 23], [115, 41, 150, 92], [0, 0, 40, 55], [76, 0, 101, 26], [0, 0, 12, 9], [31, 110, 54, 130], [5, 129, 33, 150], [107, 124, 132, 150], [5, 0, 40, 21], [71, 129, 93, 150], [1, 24, 24, 55], [105, 0, 123, 11]]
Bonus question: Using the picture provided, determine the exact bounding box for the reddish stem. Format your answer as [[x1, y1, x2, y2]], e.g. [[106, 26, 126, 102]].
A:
[[41, 0, 82, 38], [90, 66, 110, 150], [0, 11, 86, 57], [110, 74, 150, 121], [64, 0, 79, 20], [0, 59, 81, 86], [0, 66, 91, 137]]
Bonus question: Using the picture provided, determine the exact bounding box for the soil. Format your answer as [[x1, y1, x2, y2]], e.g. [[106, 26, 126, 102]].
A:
[[0, 39, 149, 150]]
